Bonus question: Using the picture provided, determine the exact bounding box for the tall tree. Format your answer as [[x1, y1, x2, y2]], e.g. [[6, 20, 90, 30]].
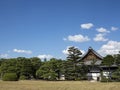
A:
[[66, 46, 82, 80]]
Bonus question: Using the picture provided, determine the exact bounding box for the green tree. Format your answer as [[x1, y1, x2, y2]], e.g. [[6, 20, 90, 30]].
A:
[[102, 55, 115, 79], [112, 66, 120, 81], [17, 57, 33, 79], [102, 55, 114, 66], [0, 58, 18, 78], [36, 58, 63, 80], [66, 46, 82, 80], [113, 53, 120, 65], [30, 57, 41, 78]]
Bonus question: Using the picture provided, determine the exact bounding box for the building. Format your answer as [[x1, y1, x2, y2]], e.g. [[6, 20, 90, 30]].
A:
[[80, 47, 103, 81], [80, 47, 118, 81]]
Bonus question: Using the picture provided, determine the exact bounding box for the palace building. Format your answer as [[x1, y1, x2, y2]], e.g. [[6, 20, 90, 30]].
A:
[[80, 47, 118, 81]]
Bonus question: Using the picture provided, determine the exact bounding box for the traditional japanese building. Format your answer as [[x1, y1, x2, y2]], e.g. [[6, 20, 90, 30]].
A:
[[80, 47, 103, 81]]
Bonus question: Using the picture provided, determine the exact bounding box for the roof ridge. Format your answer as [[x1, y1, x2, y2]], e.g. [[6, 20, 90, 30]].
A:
[[80, 47, 103, 61]]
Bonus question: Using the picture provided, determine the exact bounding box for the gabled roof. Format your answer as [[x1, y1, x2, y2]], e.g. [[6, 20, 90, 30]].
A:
[[80, 47, 103, 61]]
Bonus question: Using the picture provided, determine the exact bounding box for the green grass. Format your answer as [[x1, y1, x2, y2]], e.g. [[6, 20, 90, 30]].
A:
[[0, 80, 120, 90]]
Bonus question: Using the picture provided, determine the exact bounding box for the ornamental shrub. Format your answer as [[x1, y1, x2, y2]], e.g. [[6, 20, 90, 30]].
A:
[[2, 73, 18, 81]]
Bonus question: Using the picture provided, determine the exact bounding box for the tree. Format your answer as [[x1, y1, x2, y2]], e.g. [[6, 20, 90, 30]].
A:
[[30, 57, 41, 78], [66, 46, 82, 80], [102, 55, 114, 66], [112, 66, 120, 81], [0, 58, 18, 78], [102, 55, 115, 79], [36, 58, 63, 80], [17, 57, 33, 79], [113, 53, 120, 65]]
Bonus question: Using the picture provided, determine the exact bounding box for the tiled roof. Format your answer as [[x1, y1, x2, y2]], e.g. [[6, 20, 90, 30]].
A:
[[80, 47, 103, 61]]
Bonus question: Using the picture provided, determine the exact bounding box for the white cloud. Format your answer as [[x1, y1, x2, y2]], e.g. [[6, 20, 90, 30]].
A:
[[13, 49, 32, 54], [80, 23, 94, 29], [111, 26, 118, 31], [37, 54, 53, 60], [64, 34, 90, 42], [96, 27, 110, 33], [62, 46, 85, 55], [98, 40, 120, 56], [93, 33, 108, 42], [0, 54, 8, 58]]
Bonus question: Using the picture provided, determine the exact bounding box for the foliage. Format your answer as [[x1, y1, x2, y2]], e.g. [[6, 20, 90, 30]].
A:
[[67, 46, 82, 63], [65, 46, 83, 80], [101, 76, 112, 82], [113, 53, 120, 65], [2, 73, 18, 81], [112, 67, 120, 82], [0, 58, 19, 77], [16, 57, 33, 79], [102, 55, 114, 66], [36, 58, 63, 80], [30, 57, 41, 78], [0, 52, 119, 81], [0, 57, 41, 80], [19, 75, 28, 80]]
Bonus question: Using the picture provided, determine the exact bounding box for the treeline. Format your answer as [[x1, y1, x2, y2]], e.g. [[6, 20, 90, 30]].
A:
[[0, 47, 120, 81]]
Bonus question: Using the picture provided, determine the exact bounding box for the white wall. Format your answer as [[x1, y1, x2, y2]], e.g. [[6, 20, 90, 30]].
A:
[[87, 73, 100, 80], [92, 73, 100, 80]]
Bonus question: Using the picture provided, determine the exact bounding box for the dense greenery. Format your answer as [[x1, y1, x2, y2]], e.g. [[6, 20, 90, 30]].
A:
[[2, 73, 18, 81], [0, 46, 120, 81]]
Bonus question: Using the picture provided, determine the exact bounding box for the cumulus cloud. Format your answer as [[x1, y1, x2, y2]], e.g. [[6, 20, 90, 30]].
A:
[[13, 49, 32, 54], [98, 40, 120, 56], [111, 26, 118, 31], [80, 23, 94, 29], [62, 46, 85, 55], [93, 33, 108, 42], [64, 34, 90, 42], [0, 54, 8, 58], [37, 54, 53, 60], [96, 27, 110, 33]]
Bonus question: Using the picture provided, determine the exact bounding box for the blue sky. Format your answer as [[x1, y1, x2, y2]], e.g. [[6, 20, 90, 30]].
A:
[[0, 0, 120, 59]]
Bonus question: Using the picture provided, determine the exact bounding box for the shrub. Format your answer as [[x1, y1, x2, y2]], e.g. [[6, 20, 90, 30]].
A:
[[19, 75, 29, 80], [101, 76, 112, 82], [2, 73, 18, 81], [42, 72, 57, 81], [111, 70, 120, 82]]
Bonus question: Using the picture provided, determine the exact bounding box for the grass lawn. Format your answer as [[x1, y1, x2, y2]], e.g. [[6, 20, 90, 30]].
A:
[[0, 80, 120, 90]]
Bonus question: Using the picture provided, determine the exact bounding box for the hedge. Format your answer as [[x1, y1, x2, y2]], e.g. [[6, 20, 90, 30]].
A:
[[2, 73, 18, 81]]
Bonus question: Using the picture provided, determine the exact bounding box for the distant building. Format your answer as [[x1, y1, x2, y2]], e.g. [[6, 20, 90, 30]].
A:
[[80, 47, 118, 81], [80, 47, 103, 81]]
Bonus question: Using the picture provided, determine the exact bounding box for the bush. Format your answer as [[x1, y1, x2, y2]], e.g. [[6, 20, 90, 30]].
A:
[[19, 75, 28, 80], [42, 72, 57, 81], [101, 76, 112, 82], [111, 70, 120, 82], [2, 73, 18, 81]]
